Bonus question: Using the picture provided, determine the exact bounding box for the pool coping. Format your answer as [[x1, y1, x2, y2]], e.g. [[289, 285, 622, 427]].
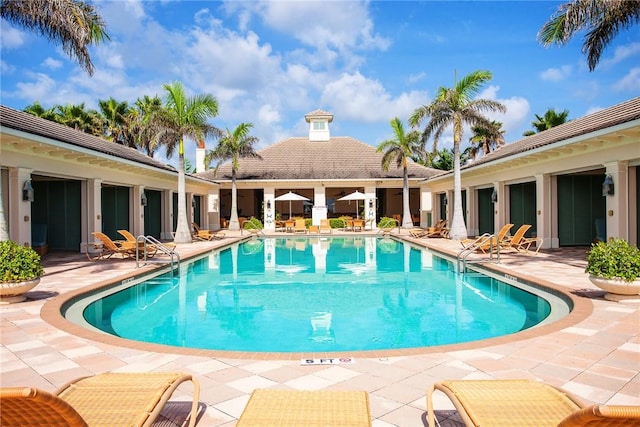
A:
[[40, 235, 594, 361]]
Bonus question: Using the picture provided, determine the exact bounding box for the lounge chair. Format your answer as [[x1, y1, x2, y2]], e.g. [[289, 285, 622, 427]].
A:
[[89, 232, 141, 260], [118, 229, 174, 253], [501, 224, 543, 253], [461, 223, 513, 253], [319, 219, 332, 234], [426, 379, 640, 427], [0, 371, 200, 427], [409, 219, 448, 238], [192, 223, 225, 241], [293, 219, 307, 233]]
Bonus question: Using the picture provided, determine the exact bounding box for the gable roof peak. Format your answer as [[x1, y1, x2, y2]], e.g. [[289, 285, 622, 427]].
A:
[[304, 109, 333, 123]]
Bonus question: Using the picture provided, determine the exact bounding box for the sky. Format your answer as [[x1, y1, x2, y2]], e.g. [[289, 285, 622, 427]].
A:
[[1, 0, 638, 167]]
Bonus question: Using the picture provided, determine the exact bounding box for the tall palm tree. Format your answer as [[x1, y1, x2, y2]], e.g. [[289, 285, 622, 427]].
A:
[[23, 101, 57, 120], [409, 70, 506, 240], [538, 0, 640, 71], [98, 97, 131, 145], [1, 0, 109, 76], [54, 103, 103, 135], [523, 108, 570, 136], [377, 117, 425, 229], [126, 95, 164, 157], [205, 123, 262, 231], [468, 120, 506, 158], [152, 81, 219, 243], [0, 0, 108, 242]]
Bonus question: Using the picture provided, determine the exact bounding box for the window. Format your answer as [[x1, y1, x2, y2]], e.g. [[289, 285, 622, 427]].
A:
[[313, 121, 325, 130]]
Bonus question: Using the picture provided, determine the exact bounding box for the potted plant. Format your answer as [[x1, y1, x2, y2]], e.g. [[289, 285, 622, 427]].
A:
[[0, 240, 44, 303], [585, 238, 640, 296]]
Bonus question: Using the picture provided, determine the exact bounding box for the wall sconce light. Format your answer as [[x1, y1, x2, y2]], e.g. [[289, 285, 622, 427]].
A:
[[602, 175, 614, 196], [266, 200, 271, 210], [491, 188, 498, 203], [369, 200, 374, 209], [141, 191, 147, 206], [22, 180, 34, 202]]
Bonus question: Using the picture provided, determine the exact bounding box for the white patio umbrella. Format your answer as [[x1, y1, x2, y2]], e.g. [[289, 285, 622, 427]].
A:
[[338, 191, 372, 219], [274, 191, 309, 219]]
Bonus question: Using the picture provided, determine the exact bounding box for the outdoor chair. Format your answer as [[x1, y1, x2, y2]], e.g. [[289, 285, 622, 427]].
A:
[[461, 223, 513, 253], [427, 379, 640, 427], [88, 232, 145, 261], [409, 219, 448, 238], [501, 224, 543, 253], [319, 219, 332, 234], [0, 371, 201, 427], [293, 219, 307, 233], [117, 229, 175, 253], [192, 223, 225, 241]]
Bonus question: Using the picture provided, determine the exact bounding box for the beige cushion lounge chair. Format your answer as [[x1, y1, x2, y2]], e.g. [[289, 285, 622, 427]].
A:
[[427, 379, 640, 427], [88, 231, 154, 261], [0, 372, 200, 427], [117, 229, 176, 252], [319, 219, 332, 234], [293, 219, 307, 233], [460, 223, 514, 253], [192, 223, 225, 241]]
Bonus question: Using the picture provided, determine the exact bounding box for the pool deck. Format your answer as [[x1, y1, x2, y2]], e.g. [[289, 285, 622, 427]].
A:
[[1, 230, 638, 426]]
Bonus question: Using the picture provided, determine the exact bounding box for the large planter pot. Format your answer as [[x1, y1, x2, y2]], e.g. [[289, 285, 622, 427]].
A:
[[588, 275, 640, 296], [0, 278, 40, 304]]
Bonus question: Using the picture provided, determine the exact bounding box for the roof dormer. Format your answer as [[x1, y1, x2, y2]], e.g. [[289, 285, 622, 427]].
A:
[[304, 109, 333, 142]]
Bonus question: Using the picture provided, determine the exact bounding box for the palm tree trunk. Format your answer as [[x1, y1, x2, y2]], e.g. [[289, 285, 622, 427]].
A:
[[228, 168, 240, 230], [401, 164, 413, 228], [173, 148, 192, 243], [450, 119, 468, 240]]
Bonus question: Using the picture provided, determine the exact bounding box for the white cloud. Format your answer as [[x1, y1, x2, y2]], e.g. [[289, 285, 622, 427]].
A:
[[408, 72, 427, 84], [479, 86, 530, 142], [41, 57, 63, 70], [0, 21, 26, 48], [321, 72, 427, 123], [601, 42, 640, 67], [540, 65, 572, 82], [1, 60, 15, 74], [612, 67, 640, 92]]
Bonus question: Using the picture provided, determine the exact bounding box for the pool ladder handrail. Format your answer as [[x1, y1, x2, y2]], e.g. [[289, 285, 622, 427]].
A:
[[135, 235, 180, 271], [456, 233, 500, 273]]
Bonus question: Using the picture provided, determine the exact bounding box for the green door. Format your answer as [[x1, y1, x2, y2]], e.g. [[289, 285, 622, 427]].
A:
[[557, 175, 605, 246], [477, 188, 494, 235], [439, 193, 447, 222], [509, 182, 537, 237], [144, 190, 162, 239], [172, 192, 178, 232], [31, 179, 81, 251], [102, 186, 130, 241], [193, 195, 201, 227]]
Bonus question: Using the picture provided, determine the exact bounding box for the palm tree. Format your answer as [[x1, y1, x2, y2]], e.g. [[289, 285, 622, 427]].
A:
[[409, 70, 506, 240], [468, 120, 505, 158], [1, 0, 109, 76], [205, 123, 262, 231], [23, 101, 57, 120], [523, 108, 570, 136], [0, 0, 108, 242], [126, 95, 164, 157], [54, 103, 103, 135], [538, 0, 640, 71], [377, 117, 425, 229], [98, 97, 131, 145], [152, 81, 219, 243]]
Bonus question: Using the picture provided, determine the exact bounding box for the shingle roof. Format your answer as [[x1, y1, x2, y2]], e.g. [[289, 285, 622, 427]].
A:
[[0, 105, 176, 172], [462, 96, 640, 170], [304, 109, 333, 122], [198, 136, 441, 181]]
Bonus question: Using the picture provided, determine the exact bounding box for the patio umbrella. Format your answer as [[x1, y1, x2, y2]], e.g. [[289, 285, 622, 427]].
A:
[[338, 191, 371, 219], [274, 191, 309, 219]]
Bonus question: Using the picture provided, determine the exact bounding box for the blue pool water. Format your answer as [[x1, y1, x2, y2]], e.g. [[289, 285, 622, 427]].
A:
[[81, 237, 553, 353]]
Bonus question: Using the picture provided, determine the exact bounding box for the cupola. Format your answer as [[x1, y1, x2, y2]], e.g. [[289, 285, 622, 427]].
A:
[[304, 109, 333, 142]]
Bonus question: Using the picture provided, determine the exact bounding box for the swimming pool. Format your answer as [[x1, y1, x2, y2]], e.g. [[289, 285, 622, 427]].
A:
[[70, 237, 567, 353]]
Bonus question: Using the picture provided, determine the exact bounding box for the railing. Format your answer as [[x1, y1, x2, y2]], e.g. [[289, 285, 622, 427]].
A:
[[456, 233, 500, 273], [135, 235, 180, 271]]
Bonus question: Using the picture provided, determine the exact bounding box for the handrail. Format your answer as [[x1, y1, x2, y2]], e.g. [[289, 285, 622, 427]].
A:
[[135, 235, 180, 271], [456, 233, 500, 273]]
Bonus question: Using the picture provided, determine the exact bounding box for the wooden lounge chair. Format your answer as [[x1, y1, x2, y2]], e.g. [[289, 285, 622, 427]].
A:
[[88, 232, 141, 261], [319, 219, 332, 234], [501, 224, 543, 253], [427, 379, 640, 427], [192, 223, 225, 241], [293, 219, 307, 233], [409, 219, 448, 238], [118, 230, 174, 253], [461, 223, 513, 253], [0, 371, 200, 427]]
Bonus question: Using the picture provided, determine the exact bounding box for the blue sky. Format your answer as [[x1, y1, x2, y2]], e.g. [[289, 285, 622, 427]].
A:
[[1, 1, 638, 166]]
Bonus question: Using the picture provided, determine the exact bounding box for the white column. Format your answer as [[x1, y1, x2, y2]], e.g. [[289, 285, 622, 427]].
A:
[[364, 185, 376, 225], [420, 186, 432, 228], [207, 190, 221, 231], [134, 185, 145, 236], [466, 185, 477, 237], [535, 173, 553, 248], [264, 187, 276, 230], [604, 161, 629, 240], [10, 168, 33, 246]]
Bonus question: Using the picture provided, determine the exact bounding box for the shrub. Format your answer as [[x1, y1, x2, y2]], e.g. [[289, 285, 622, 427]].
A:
[[585, 238, 640, 282], [0, 241, 44, 282], [378, 217, 397, 229], [329, 218, 346, 229], [243, 217, 263, 230]]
